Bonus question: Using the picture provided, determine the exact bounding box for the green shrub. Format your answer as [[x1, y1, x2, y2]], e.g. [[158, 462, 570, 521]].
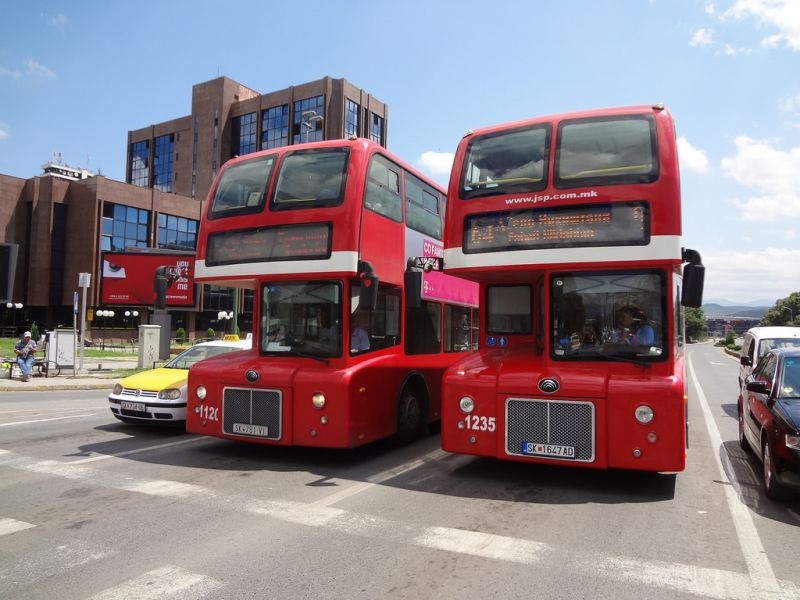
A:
[[30, 322, 41, 342], [175, 327, 186, 343], [206, 327, 216, 340]]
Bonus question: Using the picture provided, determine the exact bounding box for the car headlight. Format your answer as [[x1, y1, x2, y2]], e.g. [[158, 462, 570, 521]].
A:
[[195, 386, 207, 401], [634, 405, 654, 424], [113, 383, 122, 395], [158, 388, 182, 400], [786, 433, 800, 450], [311, 392, 326, 409], [459, 396, 475, 414]]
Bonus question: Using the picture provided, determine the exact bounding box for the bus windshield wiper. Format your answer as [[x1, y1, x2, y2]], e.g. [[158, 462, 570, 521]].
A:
[[595, 353, 651, 368]]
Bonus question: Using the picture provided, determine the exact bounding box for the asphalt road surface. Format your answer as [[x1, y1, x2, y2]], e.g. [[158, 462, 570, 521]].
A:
[[0, 342, 798, 599]]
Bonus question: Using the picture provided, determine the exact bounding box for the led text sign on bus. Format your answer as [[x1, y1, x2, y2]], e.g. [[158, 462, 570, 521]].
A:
[[463, 202, 649, 253], [206, 223, 332, 266]]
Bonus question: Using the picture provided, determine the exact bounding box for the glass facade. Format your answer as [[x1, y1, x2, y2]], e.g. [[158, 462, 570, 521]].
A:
[[293, 96, 324, 144], [232, 112, 258, 157], [157, 213, 197, 251], [345, 99, 359, 138], [261, 105, 289, 149], [130, 140, 149, 187], [153, 134, 174, 192], [101, 203, 150, 251], [370, 113, 384, 145]]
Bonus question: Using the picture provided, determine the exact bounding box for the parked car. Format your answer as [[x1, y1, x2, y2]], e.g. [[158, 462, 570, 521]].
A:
[[738, 348, 800, 500], [108, 339, 251, 425], [738, 326, 800, 387]]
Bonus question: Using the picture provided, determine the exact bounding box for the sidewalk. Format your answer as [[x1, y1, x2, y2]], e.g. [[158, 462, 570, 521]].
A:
[[0, 358, 140, 392]]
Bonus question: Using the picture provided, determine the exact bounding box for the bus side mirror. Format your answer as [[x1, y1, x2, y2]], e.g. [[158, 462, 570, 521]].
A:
[[358, 261, 378, 310], [404, 271, 422, 309], [681, 248, 704, 308]]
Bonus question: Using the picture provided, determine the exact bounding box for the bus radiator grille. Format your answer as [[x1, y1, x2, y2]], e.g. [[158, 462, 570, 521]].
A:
[[222, 387, 282, 440], [505, 398, 595, 462]]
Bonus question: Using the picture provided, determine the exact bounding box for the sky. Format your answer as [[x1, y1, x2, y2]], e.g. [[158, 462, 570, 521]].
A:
[[1, 0, 799, 306]]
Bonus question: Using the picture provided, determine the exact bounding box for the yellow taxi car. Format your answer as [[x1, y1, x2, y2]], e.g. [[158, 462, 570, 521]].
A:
[[108, 338, 250, 425]]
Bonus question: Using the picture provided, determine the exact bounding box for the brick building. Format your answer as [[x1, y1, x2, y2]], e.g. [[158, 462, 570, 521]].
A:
[[0, 76, 387, 339]]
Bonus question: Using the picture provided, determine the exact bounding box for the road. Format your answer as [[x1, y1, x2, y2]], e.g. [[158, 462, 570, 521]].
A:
[[0, 342, 797, 599]]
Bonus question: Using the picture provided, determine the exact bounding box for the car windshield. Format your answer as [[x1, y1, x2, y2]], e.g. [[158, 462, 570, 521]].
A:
[[165, 345, 245, 369], [261, 281, 342, 358], [550, 270, 665, 361], [780, 356, 800, 399]]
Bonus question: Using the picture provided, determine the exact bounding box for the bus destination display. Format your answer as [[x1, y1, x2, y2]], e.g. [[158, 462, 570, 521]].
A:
[[206, 223, 331, 265], [463, 202, 648, 253]]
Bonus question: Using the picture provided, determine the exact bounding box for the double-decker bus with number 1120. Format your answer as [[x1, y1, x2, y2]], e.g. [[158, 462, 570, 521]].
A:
[[438, 104, 704, 471], [186, 138, 478, 447]]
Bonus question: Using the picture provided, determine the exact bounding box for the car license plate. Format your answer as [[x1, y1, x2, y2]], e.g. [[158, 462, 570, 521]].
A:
[[233, 423, 268, 436], [521, 441, 576, 459], [120, 401, 146, 412]]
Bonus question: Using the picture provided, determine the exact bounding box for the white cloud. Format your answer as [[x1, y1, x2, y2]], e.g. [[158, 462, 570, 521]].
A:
[[0, 66, 22, 79], [47, 14, 69, 31], [701, 247, 800, 302], [706, 3, 716, 15], [25, 59, 55, 78], [721, 136, 800, 221], [690, 28, 715, 46], [677, 137, 710, 173], [0, 123, 9, 140], [418, 151, 454, 177], [778, 92, 800, 113], [723, 0, 800, 51]]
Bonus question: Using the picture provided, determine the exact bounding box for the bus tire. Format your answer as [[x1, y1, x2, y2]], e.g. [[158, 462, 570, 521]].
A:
[[395, 382, 426, 444]]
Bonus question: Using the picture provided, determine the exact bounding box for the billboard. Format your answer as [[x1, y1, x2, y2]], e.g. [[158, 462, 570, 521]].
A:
[[100, 252, 195, 306]]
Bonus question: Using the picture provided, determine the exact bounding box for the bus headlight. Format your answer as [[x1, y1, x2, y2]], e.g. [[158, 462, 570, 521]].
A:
[[158, 388, 181, 400], [195, 386, 207, 401], [459, 396, 475, 414], [634, 405, 654, 424], [312, 392, 326, 409]]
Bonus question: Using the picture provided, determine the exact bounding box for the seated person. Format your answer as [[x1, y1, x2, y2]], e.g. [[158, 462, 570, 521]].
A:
[[350, 309, 370, 352], [632, 310, 655, 346]]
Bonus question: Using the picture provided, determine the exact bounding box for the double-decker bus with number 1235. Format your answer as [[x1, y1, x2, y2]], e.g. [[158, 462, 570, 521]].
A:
[[439, 104, 704, 471], [186, 138, 478, 447]]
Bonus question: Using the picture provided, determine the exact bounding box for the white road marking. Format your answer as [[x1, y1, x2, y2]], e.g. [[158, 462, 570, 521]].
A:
[[69, 436, 205, 464], [87, 566, 223, 600], [1, 446, 798, 599], [0, 406, 102, 415], [0, 517, 35, 536], [0, 414, 95, 427], [688, 354, 784, 597]]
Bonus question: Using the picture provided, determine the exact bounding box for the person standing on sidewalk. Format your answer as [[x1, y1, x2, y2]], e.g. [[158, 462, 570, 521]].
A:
[[14, 331, 38, 382]]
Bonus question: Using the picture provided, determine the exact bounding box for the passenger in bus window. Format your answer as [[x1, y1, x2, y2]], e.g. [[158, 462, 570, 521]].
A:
[[611, 307, 635, 344], [350, 309, 370, 352], [632, 310, 655, 346]]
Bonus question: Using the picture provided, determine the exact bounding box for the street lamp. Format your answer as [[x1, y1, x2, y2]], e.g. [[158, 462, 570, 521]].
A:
[[782, 306, 794, 324], [301, 110, 324, 143], [6, 302, 23, 333], [96, 309, 115, 349], [218, 310, 233, 335]]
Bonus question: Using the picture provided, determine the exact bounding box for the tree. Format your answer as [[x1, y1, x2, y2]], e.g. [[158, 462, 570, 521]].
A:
[[685, 307, 707, 341], [759, 292, 800, 326]]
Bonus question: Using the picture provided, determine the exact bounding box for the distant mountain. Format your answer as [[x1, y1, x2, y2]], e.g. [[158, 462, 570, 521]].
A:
[[703, 297, 776, 307], [702, 303, 769, 319]]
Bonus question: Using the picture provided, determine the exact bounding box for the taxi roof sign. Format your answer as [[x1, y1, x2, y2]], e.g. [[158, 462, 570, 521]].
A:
[[222, 334, 240, 341]]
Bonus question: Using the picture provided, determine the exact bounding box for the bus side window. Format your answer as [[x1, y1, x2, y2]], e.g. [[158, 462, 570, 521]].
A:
[[364, 155, 402, 222], [406, 301, 442, 355]]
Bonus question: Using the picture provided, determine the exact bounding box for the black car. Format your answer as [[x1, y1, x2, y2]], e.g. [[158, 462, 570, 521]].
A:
[[738, 348, 800, 500]]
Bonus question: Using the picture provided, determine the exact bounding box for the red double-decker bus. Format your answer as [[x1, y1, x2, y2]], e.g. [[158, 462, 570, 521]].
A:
[[439, 104, 704, 471], [186, 138, 478, 447]]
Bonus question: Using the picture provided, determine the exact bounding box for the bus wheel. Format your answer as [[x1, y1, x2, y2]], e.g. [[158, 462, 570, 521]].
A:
[[395, 390, 422, 444]]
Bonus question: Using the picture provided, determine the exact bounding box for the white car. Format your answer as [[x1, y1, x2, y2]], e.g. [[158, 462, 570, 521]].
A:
[[738, 326, 800, 387], [108, 339, 250, 425]]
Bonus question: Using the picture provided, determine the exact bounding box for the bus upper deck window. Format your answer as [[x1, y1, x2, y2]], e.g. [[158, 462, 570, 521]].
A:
[[209, 155, 276, 219]]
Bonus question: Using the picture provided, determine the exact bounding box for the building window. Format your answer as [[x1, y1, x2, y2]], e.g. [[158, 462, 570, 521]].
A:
[[261, 105, 289, 149], [101, 202, 150, 251], [345, 99, 359, 138], [130, 140, 149, 187], [293, 95, 324, 144], [232, 112, 258, 157], [153, 134, 174, 192], [370, 113, 385, 145], [157, 213, 197, 251]]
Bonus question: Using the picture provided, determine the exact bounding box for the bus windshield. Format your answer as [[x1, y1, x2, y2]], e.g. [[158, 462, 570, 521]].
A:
[[550, 270, 665, 360], [261, 281, 342, 358], [272, 148, 349, 208], [209, 155, 276, 218], [460, 125, 549, 199]]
